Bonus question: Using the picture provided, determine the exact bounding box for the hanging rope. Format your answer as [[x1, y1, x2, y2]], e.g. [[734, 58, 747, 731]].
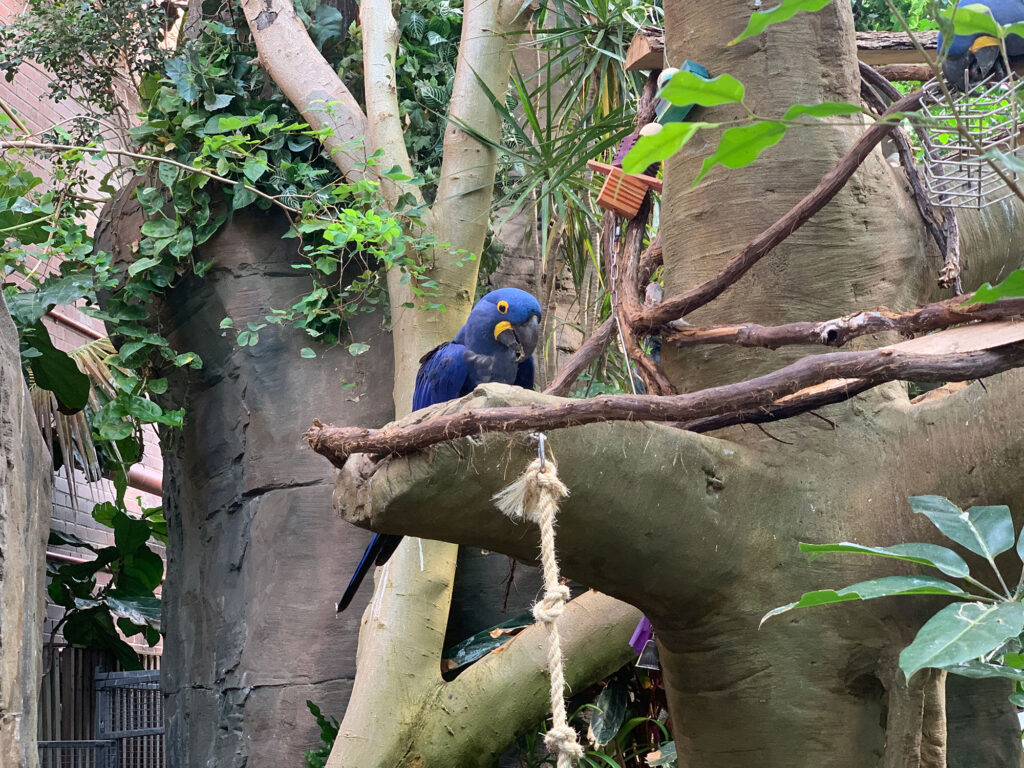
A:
[[493, 435, 583, 768]]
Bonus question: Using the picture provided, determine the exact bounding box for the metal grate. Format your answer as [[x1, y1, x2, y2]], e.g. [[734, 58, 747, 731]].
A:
[[95, 670, 165, 768], [38, 740, 118, 768], [918, 74, 1024, 209]]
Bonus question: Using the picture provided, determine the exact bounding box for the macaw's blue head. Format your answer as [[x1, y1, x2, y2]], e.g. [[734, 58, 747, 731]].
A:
[[941, 32, 1004, 91], [463, 287, 542, 361]]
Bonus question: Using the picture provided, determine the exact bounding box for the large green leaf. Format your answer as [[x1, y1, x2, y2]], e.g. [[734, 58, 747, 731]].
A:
[[946, 659, 1024, 683], [113, 512, 152, 554], [900, 601, 1024, 682], [659, 71, 744, 107], [21, 322, 90, 412], [947, 4, 1001, 37], [908, 496, 1014, 560], [800, 542, 970, 579], [968, 268, 1024, 303], [621, 123, 707, 174], [731, 0, 835, 45], [762, 575, 971, 625], [441, 613, 533, 671], [695, 121, 787, 185], [106, 593, 161, 630], [588, 677, 629, 747], [118, 548, 164, 593]]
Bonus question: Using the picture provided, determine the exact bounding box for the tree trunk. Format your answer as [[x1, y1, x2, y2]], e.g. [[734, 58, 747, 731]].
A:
[[323, 1, 1024, 765], [0, 293, 50, 768]]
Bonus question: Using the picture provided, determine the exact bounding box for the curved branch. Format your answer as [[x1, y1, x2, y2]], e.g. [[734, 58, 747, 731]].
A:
[[665, 297, 1024, 350], [627, 90, 924, 331], [307, 336, 1024, 467], [240, 0, 368, 179], [543, 318, 616, 397]]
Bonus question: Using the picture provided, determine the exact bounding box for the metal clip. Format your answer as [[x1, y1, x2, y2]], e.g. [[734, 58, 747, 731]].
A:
[[531, 432, 548, 470]]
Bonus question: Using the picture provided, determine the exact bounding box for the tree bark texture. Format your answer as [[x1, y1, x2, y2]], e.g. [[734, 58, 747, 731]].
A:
[[93, 193, 398, 766], [0, 293, 50, 768]]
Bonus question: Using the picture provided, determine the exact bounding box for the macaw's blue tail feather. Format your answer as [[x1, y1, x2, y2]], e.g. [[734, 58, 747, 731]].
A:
[[336, 533, 403, 612]]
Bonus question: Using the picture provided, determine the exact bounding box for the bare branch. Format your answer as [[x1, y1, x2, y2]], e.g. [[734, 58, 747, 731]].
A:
[[544, 318, 616, 397], [665, 298, 1024, 350], [239, 0, 368, 179], [628, 90, 924, 331], [307, 336, 1024, 467]]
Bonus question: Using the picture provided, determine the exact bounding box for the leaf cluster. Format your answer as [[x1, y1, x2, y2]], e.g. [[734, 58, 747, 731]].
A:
[[0, 0, 172, 113], [765, 495, 1024, 695]]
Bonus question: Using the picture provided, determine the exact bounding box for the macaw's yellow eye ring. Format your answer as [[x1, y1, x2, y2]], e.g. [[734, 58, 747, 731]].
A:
[[497, 300, 509, 314]]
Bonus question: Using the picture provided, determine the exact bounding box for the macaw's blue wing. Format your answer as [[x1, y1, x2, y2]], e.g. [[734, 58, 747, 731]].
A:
[[412, 342, 472, 410], [514, 356, 535, 391], [336, 533, 402, 612]]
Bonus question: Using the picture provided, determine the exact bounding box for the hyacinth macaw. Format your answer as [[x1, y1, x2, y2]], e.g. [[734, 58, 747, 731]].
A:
[[939, 0, 1024, 90], [336, 287, 543, 612]]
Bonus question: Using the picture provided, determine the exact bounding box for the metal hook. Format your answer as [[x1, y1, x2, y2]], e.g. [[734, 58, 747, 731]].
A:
[[531, 432, 548, 470]]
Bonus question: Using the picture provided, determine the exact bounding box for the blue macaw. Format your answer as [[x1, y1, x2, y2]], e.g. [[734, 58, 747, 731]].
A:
[[336, 287, 543, 611], [939, 0, 1024, 90]]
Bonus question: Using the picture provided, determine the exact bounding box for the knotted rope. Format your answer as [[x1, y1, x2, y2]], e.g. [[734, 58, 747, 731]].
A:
[[493, 440, 583, 768]]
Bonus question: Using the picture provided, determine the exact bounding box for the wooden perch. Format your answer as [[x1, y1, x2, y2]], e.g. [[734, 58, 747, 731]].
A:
[[625, 27, 665, 72], [856, 30, 938, 65], [307, 323, 1024, 468]]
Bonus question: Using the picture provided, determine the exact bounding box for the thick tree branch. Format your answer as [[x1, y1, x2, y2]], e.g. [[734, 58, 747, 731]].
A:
[[360, 0, 423, 207], [627, 90, 924, 331], [307, 335, 1024, 467], [240, 0, 368, 179], [665, 297, 1024, 350]]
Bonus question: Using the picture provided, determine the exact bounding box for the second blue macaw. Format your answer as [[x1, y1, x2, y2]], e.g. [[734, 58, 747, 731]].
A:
[[939, 0, 1024, 90], [337, 287, 542, 611]]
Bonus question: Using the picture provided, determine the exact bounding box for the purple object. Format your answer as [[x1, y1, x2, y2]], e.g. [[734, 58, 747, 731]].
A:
[[629, 616, 653, 655]]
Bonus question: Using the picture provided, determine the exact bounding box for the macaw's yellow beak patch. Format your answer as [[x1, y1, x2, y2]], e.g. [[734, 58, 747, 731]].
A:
[[970, 35, 1001, 52], [494, 320, 513, 340]]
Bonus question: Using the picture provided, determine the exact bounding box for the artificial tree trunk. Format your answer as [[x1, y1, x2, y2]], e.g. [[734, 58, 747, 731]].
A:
[[0, 293, 50, 768], [320, 1, 1024, 766]]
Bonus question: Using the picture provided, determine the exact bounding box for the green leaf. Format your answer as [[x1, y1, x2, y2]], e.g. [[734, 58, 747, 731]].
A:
[[647, 743, 677, 767], [91, 501, 118, 528], [125, 395, 162, 422], [947, 4, 1001, 37], [106, 594, 161, 630], [900, 602, 1024, 682], [113, 512, 152, 554], [762, 576, 971, 625], [127, 256, 163, 276], [348, 342, 370, 356], [140, 217, 178, 238], [589, 678, 629, 747], [300, 347, 317, 358], [622, 123, 707, 174], [908, 496, 1014, 560], [232, 185, 257, 210], [660, 71, 744, 107], [800, 542, 970, 579], [441, 613, 533, 671], [968, 268, 1024, 303], [243, 155, 268, 182], [695, 121, 787, 185], [22, 322, 90, 412], [118, 547, 164, 592], [731, 0, 835, 44], [946, 659, 1024, 683], [782, 102, 865, 121]]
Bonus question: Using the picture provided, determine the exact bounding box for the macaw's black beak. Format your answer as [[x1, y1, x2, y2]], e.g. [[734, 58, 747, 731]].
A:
[[943, 43, 1003, 92], [495, 315, 540, 361]]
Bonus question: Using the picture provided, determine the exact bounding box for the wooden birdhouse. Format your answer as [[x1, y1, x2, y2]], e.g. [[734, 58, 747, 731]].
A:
[[588, 160, 663, 219]]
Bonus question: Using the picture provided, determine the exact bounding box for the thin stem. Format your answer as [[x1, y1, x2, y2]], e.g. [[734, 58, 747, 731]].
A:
[[964, 575, 1010, 601]]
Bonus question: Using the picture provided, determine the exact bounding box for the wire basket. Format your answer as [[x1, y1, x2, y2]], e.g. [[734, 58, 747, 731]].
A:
[[918, 73, 1024, 209]]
